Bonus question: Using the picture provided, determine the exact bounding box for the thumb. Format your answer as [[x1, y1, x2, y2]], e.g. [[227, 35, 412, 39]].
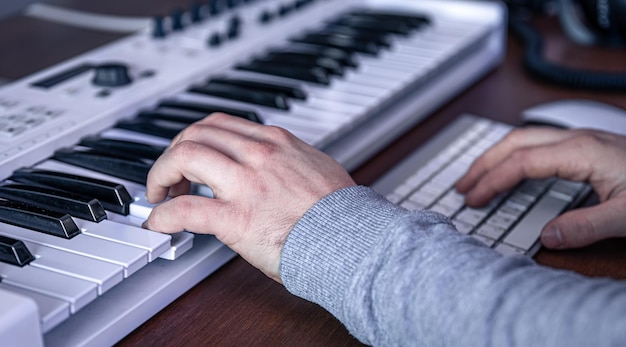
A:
[[540, 199, 626, 249]]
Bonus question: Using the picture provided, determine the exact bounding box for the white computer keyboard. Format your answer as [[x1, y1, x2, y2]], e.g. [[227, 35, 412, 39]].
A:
[[372, 115, 590, 256]]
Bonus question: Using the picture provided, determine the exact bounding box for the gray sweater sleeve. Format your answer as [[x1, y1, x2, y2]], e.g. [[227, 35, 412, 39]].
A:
[[279, 185, 626, 347]]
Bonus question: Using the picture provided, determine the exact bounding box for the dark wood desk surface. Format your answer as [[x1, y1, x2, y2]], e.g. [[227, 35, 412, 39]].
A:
[[0, 3, 625, 346]]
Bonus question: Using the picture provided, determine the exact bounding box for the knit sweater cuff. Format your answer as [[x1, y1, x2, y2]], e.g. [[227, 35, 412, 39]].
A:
[[279, 185, 408, 320]]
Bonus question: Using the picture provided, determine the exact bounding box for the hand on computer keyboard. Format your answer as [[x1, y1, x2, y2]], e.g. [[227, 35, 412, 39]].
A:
[[455, 126, 626, 250], [143, 113, 355, 283]]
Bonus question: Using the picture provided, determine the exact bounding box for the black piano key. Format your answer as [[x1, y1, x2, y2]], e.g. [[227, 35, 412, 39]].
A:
[[188, 82, 290, 110], [136, 109, 207, 125], [0, 199, 80, 239], [79, 136, 166, 161], [259, 54, 344, 76], [318, 25, 393, 48], [291, 33, 380, 56], [53, 148, 152, 185], [158, 99, 262, 123], [235, 63, 330, 85], [208, 77, 308, 100], [0, 184, 107, 223], [267, 47, 359, 68], [10, 168, 133, 216], [0, 235, 35, 267], [115, 118, 187, 139], [350, 10, 430, 28], [330, 16, 412, 36]]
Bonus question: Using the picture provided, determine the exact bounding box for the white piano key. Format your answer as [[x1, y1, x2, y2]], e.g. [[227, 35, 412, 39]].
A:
[[306, 87, 379, 108], [342, 71, 403, 91], [105, 212, 194, 261], [0, 287, 43, 347], [298, 97, 368, 116], [158, 232, 195, 260], [24, 240, 124, 295], [0, 222, 147, 277], [0, 283, 70, 333], [0, 263, 97, 314], [329, 80, 393, 99], [77, 219, 171, 262]]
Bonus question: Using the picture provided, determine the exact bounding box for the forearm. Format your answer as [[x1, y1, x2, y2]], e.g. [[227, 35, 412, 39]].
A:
[[280, 186, 626, 346]]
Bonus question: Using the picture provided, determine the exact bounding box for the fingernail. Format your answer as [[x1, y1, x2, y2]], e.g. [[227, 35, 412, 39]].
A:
[[141, 221, 149, 230], [542, 225, 563, 248]]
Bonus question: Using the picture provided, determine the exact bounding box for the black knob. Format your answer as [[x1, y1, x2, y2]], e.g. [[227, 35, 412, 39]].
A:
[[152, 15, 167, 38], [170, 8, 185, 31], [92, 63, 133, 87]]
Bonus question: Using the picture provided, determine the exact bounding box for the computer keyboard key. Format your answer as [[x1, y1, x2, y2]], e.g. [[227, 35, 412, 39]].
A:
[[502, 193, 571, 251]]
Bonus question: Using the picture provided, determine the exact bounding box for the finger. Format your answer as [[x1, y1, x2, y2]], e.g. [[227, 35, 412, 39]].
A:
[[143, 195, 233, 238], [169, 112, 266, 150], [145, 140, 237, 203], [541, 196, 626, 249], [456, 127, 573, 193], [462, 137, 595, 206]]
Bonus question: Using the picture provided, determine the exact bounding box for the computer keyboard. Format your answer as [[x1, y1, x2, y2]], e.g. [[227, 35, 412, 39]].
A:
[[372, 115, 591, 256]]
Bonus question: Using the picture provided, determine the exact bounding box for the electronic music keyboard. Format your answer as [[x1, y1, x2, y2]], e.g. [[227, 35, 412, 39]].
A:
[[0, 0, 506, 345]]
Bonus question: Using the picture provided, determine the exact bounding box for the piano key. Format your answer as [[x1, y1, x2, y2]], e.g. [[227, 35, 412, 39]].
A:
[[36, 161, 146, 198], [291, 34, 380, 55], [135, 108, 208, 125], [23, 240, 124, 295], [0, 199, 79, 239], [104, 212, 195, 261], [31, 161, 198, 261], [0, 235, 34, 267], [269, 45, 360, 68], [78, 136, 165, 161], [257, 54, 345, 76], [235, 63, 330, 85], [158, 99, 262, 123], [208, 76, 308, 100], [77, 219, 171, 262], [157, 232, 195, 261], [53, 148, 152, 186], [0, 184, 107, 223], [10, 168, 133, 216], [115, 118, 186, 140], [0, 263, 97, 314], [174, 94, 338, 146], [98, 127, 172, 148], [316, 26, 393, 48], [0, 283, 69, 333], [0, 222, 148, 277], [188, 83, 291, 110]]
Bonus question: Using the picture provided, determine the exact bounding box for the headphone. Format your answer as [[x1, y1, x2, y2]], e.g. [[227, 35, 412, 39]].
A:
[[559, 0, 626, 46], [506, 0, 626, 90]]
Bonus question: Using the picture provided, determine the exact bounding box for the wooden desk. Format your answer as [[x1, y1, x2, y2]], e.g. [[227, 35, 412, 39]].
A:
[[0, 3, 624, 346]]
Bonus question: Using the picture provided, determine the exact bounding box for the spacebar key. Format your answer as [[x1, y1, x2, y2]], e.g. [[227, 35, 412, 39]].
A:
[[502, 193, 571, 251]]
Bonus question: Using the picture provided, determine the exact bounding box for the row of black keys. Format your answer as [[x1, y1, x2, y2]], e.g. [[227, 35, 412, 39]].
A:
[[0, 9, 430, 266]]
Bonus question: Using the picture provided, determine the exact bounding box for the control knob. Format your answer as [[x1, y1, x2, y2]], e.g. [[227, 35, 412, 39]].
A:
[[92, 63, 133, 87]]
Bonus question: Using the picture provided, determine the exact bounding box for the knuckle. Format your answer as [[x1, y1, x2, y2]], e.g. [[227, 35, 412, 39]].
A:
[[264, 126, 295, 143]]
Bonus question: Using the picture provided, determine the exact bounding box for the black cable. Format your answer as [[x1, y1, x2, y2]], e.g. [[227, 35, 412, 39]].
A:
[[510, 16, 626, 91]]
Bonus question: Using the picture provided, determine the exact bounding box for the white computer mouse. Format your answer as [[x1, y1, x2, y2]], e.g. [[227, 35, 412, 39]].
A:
[[522, 99, 626, 136]]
